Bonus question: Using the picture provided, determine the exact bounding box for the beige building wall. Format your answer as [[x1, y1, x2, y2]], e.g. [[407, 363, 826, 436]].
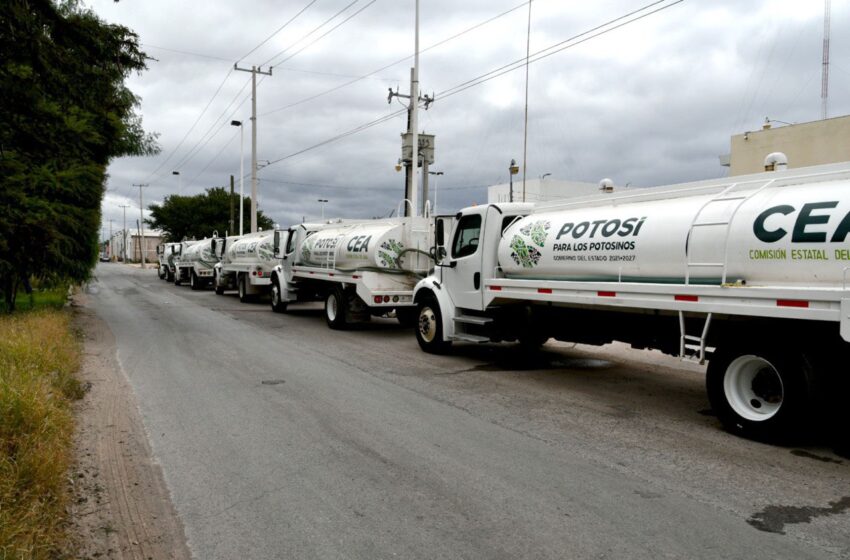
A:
[[729, 115, 850, 175]]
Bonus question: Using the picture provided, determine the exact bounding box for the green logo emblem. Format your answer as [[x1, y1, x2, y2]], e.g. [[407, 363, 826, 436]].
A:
[[510, 220, 550, 268], [378, 239, 404, 268]]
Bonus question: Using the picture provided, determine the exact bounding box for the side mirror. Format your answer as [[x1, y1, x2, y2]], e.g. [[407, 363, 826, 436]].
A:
[[273, 230, 281, 259], [211, 239, 217, 255]]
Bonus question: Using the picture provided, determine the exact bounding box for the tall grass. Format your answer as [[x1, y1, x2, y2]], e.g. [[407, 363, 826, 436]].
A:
[[0, 310, 83, 559]]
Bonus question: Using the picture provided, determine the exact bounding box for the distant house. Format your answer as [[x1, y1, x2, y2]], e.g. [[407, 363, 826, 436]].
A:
[[721, 114, 850, 175], [109, 229, 164, 263]]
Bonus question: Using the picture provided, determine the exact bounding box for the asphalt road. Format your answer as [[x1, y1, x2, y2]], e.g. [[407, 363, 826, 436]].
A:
[[88, 263, 850, 559]]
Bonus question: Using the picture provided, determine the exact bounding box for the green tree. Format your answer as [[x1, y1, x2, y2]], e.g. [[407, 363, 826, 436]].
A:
[[0, 0, 158, 311], [146, 187, 274, 241]]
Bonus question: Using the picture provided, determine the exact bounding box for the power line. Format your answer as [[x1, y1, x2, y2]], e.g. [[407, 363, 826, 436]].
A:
[[264, 0, 377, 68], [143, 44, 234, 62], [238, 0, 320, 63], [262, 0, 685, 169], [260, 1, 530, 117], [144, 68, 234, 185]]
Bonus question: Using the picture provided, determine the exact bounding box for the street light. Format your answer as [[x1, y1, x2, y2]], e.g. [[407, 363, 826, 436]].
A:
[[172, 170, 181, 194], [539, 172, 551, 181], [508, 159, 519, 203], [428, 171, 443, 214], [231, 120, 244, 235], [318, 199, 328, 220]]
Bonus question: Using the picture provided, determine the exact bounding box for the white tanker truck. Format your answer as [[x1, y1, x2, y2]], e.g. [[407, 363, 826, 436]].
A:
[[157, 242, 181, 281], [412, 160, 850, 441], [269, 214, 450, 329], [212, 231, 276, 302], [174, 237, 220, 290]]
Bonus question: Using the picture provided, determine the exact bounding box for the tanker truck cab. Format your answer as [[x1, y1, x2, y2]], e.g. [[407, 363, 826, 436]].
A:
[[414, 203, 532, 348], [413, 163, 850, 441]]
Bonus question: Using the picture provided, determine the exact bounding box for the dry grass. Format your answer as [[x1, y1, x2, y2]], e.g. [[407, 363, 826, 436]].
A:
[[0, 309, 83, 559]]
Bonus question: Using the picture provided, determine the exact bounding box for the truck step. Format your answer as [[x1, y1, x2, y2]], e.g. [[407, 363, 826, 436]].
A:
[[449, 333, 490, 343], [453, 315, 493, 326]]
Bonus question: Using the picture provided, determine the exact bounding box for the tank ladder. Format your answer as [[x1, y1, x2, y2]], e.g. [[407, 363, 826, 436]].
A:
[[684, 178, 777, 285], [678, 311, 713, 364]]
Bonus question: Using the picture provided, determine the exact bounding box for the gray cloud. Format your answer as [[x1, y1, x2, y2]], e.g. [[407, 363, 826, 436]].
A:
[[92, 0, 849, 236]]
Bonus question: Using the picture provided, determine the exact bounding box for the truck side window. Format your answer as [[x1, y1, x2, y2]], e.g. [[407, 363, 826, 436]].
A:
[[452, 214, 482, 259], [285, 229, 296, 254]]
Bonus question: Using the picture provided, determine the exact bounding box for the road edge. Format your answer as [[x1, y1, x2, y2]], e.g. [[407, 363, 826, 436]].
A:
[[66, 293, 192, 559]]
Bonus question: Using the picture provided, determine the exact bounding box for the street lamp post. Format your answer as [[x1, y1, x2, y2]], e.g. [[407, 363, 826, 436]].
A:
[[428, 171, 443, 214], [508, 159, 519, 203], [172, 170, 181, 194], [540, 172, 551, 181], [318, 199, 328, 221], [231, 120, 244, 235]]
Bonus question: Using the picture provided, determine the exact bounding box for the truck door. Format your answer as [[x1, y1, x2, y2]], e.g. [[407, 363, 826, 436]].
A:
[[444, 209, 487, 310]]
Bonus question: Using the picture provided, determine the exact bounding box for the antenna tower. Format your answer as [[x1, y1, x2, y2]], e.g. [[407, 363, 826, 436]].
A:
[[821, 0, 831, 120]]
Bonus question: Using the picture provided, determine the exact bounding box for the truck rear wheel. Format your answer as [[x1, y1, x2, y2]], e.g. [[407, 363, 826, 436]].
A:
[[238, 274, 251, 303], [706, 343, 819, 442], [214, 272, 224, 295], [325, 288, 348, 330], [271, 280, 288, 313], [415, 295, 451, 354]]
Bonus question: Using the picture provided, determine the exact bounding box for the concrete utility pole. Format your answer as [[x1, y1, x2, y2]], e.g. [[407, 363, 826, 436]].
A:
[[119, 204, 130, 262], [234, 64, 272, 233], [108, 219, 114, 261], [387, 0, 434, 217], [521, 0, 533, 202], [822, 0, 831, 120], [229, 175, 235, 235], [133, 183, 148, 268]]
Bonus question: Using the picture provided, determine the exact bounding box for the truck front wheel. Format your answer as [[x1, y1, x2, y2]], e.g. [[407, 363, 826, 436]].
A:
[[706, 343, 819, 442], [415, 295, 451, 354], [271, 280, 288, 313], [325, 288, 348, 330]]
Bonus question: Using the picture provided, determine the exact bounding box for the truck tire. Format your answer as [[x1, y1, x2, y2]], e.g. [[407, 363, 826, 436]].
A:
[[706, 342, 819, 442], [190, 271, 201, 291], [271, 280, 288, 313], [395, 307, 418, 328], [214, 272, 224, 295], [415, 294, 451, 354], [325, 288, 348, 330], [238, 274, 251, 303]]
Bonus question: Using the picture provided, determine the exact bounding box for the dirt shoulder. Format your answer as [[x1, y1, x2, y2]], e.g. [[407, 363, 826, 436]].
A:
[[67, 294, 191, 560]]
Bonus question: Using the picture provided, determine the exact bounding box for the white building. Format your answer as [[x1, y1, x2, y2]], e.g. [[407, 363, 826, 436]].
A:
[[487, 177, 612, 204], [109, 229, 163, 262]]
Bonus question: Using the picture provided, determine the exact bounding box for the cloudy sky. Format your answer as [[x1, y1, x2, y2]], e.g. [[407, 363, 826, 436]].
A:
[[92, 0, 848, 238]]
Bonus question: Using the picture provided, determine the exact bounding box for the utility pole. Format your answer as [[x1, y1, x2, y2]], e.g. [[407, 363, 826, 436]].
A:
[[133, 183, 148, 268], [234, 64, 272, 233], [229, 175, 235, 235], [119, 204, 130, 262], [108, 219, 115, 261], [387, 0, 433, 217], [521, 0, 533, 202]]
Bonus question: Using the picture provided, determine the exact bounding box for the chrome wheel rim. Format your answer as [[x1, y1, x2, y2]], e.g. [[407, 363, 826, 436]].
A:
[[419, 307, 437, 343], [327, 294, 338, 322], [724, 355, 783, 422]]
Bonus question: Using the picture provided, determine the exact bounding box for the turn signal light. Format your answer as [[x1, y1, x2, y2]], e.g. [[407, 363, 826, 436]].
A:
[[374, 296, 382, 304]]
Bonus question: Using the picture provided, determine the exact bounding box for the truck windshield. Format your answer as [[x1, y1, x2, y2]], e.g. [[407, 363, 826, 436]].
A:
[[452, 214, 482, 258]]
